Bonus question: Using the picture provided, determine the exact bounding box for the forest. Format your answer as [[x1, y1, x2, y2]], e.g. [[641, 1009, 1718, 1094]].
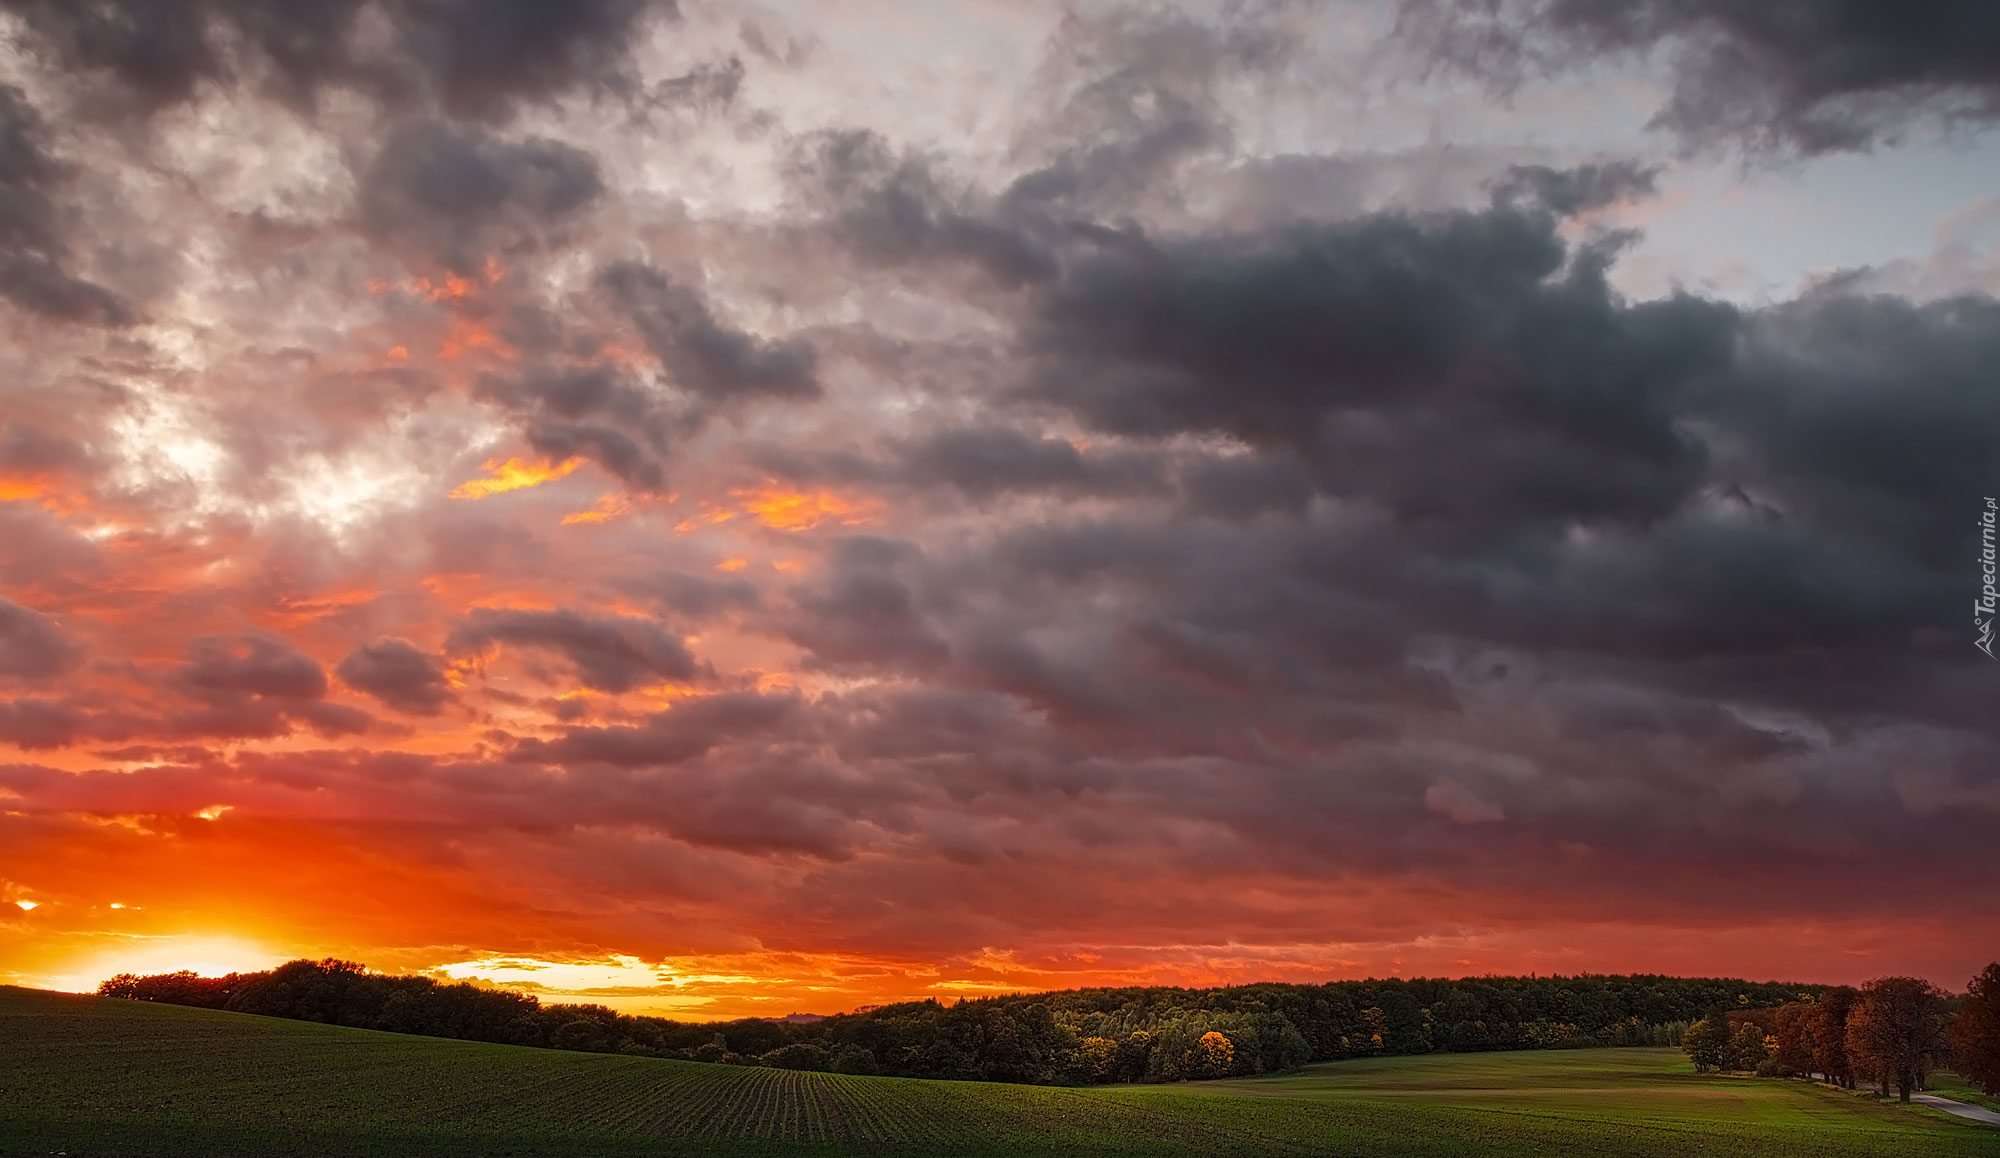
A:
[[100, 961, 1829, 1085]]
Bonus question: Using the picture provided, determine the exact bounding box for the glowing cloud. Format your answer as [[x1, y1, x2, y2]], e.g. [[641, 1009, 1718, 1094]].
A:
[[451, 457, 582, 500], [562, 494, 634, 525], [731, 484, 879, 532]]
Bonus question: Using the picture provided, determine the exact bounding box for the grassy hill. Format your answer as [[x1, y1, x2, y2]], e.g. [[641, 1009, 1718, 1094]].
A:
[[3, 986, 1995, 1157]]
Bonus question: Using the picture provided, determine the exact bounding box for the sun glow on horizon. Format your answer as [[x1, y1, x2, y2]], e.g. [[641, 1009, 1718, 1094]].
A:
[[30, 936, 288, 995]]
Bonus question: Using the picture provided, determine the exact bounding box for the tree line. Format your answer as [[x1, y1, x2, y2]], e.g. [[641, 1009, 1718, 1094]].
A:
[[1680, 963, 2000, 1103], [100, 962, 1842, 1084]]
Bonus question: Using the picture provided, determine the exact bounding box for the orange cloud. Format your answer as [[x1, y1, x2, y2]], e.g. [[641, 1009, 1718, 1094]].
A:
[[439, 317, 513, 362], [416, 273, 476, 302], [450, 457, 581, 500], [562, 494, 633, 525], [0, 475, 49, 503], [369, 259, 505, 304], [730, 483, 880, 532]]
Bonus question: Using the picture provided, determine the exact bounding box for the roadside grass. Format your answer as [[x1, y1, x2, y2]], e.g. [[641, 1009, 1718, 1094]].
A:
[[4, 986, 1995, 1158]]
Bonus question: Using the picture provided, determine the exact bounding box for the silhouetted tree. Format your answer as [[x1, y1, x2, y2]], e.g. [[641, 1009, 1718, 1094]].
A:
[[1949, 962, 2000, 1097], [830, 1043, 880, 1075], [1846, 976, 1948, 1102], [760, 1042, 833, 1071]]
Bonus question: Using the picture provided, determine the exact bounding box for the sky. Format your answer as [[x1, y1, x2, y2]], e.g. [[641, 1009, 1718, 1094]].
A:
[[1, 0, 1997, 1021]]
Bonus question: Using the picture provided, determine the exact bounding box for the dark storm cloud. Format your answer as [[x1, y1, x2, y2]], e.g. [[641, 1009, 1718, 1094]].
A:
[[358, 122, 604, 272], [0, 85, 130, 324], [0, 0, 676, 121], [0, 598, 81, 680], [336, 638, 455, 715], [1030, 207, 1733, 529], [445, 607, 705, 693], [1405, 0, 2000, 153], [599, 262, 822, 405], [1007, 199, 1995, 721], [1711, 290, 2000, 568]]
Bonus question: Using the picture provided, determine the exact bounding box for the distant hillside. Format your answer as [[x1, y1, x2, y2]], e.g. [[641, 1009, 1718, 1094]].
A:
[[3, 985, 1988, 1158]]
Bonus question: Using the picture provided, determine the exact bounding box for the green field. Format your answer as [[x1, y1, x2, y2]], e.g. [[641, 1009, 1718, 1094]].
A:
[[2, 987, 1995, 1157]]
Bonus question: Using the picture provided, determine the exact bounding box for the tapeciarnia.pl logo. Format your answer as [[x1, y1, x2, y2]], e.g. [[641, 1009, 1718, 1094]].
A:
[[1980, 497, 1997, 659]]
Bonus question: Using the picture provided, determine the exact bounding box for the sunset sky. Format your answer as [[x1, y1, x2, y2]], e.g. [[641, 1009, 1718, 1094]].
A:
[[2, 0, 1998, 1021]]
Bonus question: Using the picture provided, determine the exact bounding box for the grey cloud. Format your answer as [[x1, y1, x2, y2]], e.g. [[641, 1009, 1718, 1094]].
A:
[[359, 122, 603, 272], [512, 690, 797, 768], [0, 696, 83, 749], [172, 634, 328, 701], [0, 598, 82, 680], [0, 633, 387, 745], [1031, 206, 1734, 528], [780, 537, 950, 671], [1405, 0, 2000, 154], [1177, 452, 1315, 521], [1000, 5, 1296, 215], [476, 362, 678, 491], [600, 262, 821, 405], [792, 130, 1059, 287], [1, 0, 677, 122], [1003, 194, 1988, 726], [1490, 161, 1660, 216], [615, 569, 762, 621], [469, 262, 821, 494], [897, 425, 1164, 502], [0, 85, 130, 324], [445, 607, 706, 693], [336, 638, 455, 716], [720, 174, 1999, 894], [375, 0, 671, 120]]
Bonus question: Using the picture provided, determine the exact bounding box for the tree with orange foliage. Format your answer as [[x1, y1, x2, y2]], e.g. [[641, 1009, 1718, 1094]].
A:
[[1195, 1031, 1236, 1079], [1950, 962, 2000, 1097], [1846, 976, 1948, 1101], [1770, 1002, 1815, 1077]]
